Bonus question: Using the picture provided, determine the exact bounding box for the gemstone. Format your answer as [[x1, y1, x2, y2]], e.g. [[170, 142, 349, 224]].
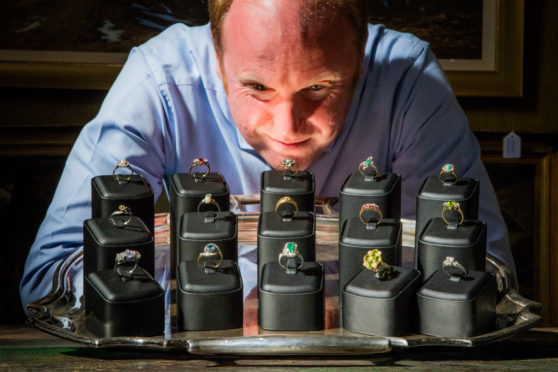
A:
[[444, 164, 453, 171], [206, 243, 216, 253], [286, 242, 295, 252], [446, 201, 457, 208], [365, 158, 372, 166]]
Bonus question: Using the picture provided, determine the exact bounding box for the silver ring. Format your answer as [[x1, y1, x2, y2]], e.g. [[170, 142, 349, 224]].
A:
[[114, 249, 141, 278], [197, 193, 221, 217], [112, 160, 134, 182], [109, 205, 133, 227], [278, 241, 304, 270], [197, 243, 223, 269], [442, 256, 468, 277], [189, 157, 210, 178]]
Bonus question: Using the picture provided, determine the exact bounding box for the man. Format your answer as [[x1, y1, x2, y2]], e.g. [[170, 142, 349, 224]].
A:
[[20, 0, 515, 308]]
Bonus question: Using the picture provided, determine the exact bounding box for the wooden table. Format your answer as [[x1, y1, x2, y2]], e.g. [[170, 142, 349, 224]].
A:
[[1, 324, 557, 370]]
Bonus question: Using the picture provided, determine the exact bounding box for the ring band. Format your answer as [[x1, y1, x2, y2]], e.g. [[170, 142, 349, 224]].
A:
[[358, 156, 380, 178], [362, 249, 392, 280], [112, 160, 134, 182], [359, 203, 383, 225], [109, 204, 133, 227], [114, 249, 141, 278], [189, 157, 210, 178], [197, 193, 221, 216], [278, 241, 304, 270], [197, 243, 224, 269], [442, 256, 468, 277], [274, 196, 299, 218], [441, 200, 464, 225], [439, 163, 458, 185]]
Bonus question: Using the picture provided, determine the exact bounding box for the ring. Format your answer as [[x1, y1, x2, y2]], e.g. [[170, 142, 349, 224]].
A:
[[197, 193, 221, 216], [112, 160, 134, 182], [358, 156, 380, 178], [197, 243, 224, 269], [442, 256, 468, 277], [280, 158, 296, 171], [114, 249, 141, 278], [439, 163, 458, 185], [109, 204, 133, 227], [441, 200, 464, 225], [278, 241, 304, 270], [362, 249, 392, 280], [189, 157, 210, 178], [274, 196, 299, 218], [358, 203, 383, 225]]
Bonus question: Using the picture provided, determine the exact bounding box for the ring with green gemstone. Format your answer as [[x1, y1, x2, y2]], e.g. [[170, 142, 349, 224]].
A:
[[362, 249, 392, 280], [278, 241, 304, 270], [358, 156, 380, 179], [442, 200, 464, 225], [439, 163, 458, 184], [197, 242, 223, 269]]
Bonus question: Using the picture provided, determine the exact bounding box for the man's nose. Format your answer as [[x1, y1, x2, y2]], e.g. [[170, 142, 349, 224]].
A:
[[272, 98, 304, 134]]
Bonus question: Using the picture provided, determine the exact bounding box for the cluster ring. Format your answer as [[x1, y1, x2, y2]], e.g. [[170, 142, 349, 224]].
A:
[[114, 249, 141, 278], [358, 156, 380, 178], [363, 249, 392, 280], [278, 241, 304, 270]]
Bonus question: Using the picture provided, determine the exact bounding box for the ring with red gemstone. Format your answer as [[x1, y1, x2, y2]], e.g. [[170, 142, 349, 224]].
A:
[[189, 157, 210, 178], [358, 156, 380, 179], [359, 203, 383, 225], [439, 163, 458, 185], [278, 241, 304, 270]]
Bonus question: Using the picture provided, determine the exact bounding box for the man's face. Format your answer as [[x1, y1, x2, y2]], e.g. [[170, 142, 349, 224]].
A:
[[216, 0, 362, 170]]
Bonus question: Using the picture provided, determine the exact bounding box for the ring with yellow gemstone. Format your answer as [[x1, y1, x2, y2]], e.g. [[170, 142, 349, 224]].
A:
[[363, 249, 392, 280], [441, 200, 464, 225]]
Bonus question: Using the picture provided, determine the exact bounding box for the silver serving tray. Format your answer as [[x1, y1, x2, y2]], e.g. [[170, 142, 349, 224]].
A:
[[27, 195, 542, 355]]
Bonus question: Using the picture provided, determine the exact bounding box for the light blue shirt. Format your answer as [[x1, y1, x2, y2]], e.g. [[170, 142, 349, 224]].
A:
[[20, 23, 515, 308]]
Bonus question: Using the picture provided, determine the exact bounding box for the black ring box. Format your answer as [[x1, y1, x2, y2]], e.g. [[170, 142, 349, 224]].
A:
[[84, 267, 164, 337], [91, 174, 154, 233], [416, 217, 486, 282], [258, 262, 325, 331], [260, 170, 315, 213], [342, 266, 421, 336], [415, 176, 479, 249], [83, 216, 154, 277], [338, 218, 401, 305], [257, 211, 316, 283], [417, 269, 497, 338], [176, 260, 243, 331], [177, 211, 238, 263], [339, 172, 401, 231]]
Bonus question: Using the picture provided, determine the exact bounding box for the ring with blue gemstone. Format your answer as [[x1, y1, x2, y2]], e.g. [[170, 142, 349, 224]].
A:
[[197, 242, 223, 269]]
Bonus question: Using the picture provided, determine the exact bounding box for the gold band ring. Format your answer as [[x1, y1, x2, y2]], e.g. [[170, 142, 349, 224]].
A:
[[275, 196, 299, 218]]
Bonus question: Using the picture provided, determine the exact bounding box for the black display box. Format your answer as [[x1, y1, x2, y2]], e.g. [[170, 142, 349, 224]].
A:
[[342, 266, 420, 336], [260, 170, 315, 213], [258, 262, 324, 331], [176, 260, 243, 331], [177, 211, 237, 263], [415, 176, 479, 247], [339, 172, 401, 230], [84, 267, 164, 337], [83, 216, 154, 277], [416, 217, 486, 281], [257, 211, 316, 282], [91, 174, 154, 233], [417, 269, 497, 338], [338, 218, 401, 303]]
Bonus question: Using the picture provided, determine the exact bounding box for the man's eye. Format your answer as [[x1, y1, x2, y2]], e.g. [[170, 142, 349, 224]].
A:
[[309, 84, 324, 91], [253, 84, 267, 91]]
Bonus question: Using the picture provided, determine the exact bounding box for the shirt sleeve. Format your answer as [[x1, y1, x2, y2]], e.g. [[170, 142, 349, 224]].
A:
[[19, 48, 173, 309], [389, 47, 517, 279]]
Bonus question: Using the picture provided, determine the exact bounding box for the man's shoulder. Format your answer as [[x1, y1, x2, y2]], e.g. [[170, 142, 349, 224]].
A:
[[366, 23, 429, 64]]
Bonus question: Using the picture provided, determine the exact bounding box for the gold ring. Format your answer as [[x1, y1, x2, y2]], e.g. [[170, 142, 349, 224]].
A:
[[362, 249, 392, 280], [189, 157, 210, 178], [109, 204, 133, 227], [274, 196, 299, 218], [197, 193, 221, 216], [112, 160, 134, 182], [442, 256, 468, 277], [358, 156, 380, 178], [439, 163, 458, 185], [197, 243, 223, 269], [358, 203, 383, 225], [441, 200, 464, 225], [114, 249, 141, 278], [278, 241, 304, 270]]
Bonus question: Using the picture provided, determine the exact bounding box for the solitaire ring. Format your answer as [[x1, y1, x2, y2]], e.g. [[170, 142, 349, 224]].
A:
[[362, 249, 392, 280], [358, 156, 380, 178], [189, 157, 210, 178], [197, 243, 223, 269], [278, 241, 304, 270], [439, 163, 458, 185], [442, 256, 468, 277], [109, 204, 133, 227], [112, 160, 134, 182], [441, 200, 464, 225], [114, 249, 141, 278], [197, 193, 221, 216], [359, 203, 383, 225], [274, 196, 299, 218]]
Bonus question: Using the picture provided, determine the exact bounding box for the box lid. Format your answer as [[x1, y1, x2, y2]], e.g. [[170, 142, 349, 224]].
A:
[[261, 170, 315, 194], [86, 268, 163, 302], [344, 266, 419, 299], [179, 211, 236, 240], [258, 211, 315, 238], [340, 172, 400, 196], [260, 262, 323, 293], [171, 173, 230, 197], [418, 176, 478, 200], [420, 218, 486, 247], [418, 269, 494, 301], [178, 260, 241, 293], [340, 218, 401, 247], [84, 217, 153, 247], [91, 175, 153, 199]]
